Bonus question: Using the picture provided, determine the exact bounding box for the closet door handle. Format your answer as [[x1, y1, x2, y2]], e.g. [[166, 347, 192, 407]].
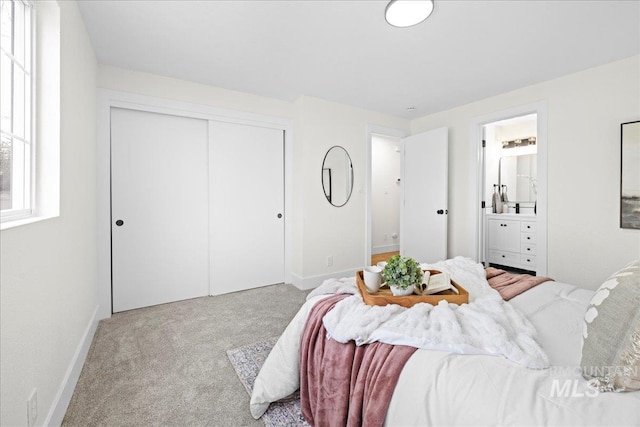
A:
[[437, 209, 444, 215], [115, 219, 124, 227], [277, 213, 283, 219]]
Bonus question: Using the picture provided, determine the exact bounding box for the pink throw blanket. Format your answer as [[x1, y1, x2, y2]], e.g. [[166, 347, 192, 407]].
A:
[[486, 267, 554, 300], [300, 294, 417, 427]]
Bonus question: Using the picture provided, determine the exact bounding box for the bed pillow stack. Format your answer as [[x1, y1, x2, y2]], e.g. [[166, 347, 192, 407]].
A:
[[581, 260, 640, 392]]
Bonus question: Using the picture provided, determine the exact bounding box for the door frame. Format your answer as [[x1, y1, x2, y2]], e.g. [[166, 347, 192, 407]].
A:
[[468, 101, 548, 276], [97, 89, 294, 319], [365, 125, 410, 266]]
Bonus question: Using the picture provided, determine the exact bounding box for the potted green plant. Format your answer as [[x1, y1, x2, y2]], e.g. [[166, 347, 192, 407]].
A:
[[382, 255, 423, 296]]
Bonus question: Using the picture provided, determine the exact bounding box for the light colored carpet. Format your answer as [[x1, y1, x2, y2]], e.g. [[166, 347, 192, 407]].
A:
[[227, 338, 308, 427], [62, 283, 310, 427]]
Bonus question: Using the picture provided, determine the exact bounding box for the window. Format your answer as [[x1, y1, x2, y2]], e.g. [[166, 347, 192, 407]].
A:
[[1, 0, 33, 221]]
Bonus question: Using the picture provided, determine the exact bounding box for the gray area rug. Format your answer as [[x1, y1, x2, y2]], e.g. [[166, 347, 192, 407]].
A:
[[227, 338, 309, 427]]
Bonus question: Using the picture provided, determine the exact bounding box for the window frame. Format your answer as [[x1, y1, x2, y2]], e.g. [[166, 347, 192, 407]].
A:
[[1, 0, 36, 223]]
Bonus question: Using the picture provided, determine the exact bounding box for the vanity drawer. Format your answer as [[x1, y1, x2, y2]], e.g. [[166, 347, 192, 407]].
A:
[[521, 232, 536, 244], [521, 221, 536, 233], [521, 255, 537, 268], [489, 250, 520, 266], [521, 243, 536, 255]]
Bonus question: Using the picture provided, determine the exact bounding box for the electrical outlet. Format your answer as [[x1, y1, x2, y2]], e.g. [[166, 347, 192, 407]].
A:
[[326, 255, 333, 267], [27, 389, 37, 427]]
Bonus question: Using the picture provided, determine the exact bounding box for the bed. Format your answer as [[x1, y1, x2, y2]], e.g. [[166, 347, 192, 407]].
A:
[[250, 257, 640, 426]]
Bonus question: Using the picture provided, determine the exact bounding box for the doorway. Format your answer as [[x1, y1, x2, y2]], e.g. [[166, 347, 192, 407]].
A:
[[371, 134, 402, 258], [470, 102, 548, 276], [365, 126, 408, 267], [366, 126, 449, 266], [484, 114, 538, 215]]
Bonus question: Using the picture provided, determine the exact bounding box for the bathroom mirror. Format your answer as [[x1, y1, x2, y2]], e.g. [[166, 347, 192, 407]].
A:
[[322, 146, 353, 207], [499, 153, 537, 202]]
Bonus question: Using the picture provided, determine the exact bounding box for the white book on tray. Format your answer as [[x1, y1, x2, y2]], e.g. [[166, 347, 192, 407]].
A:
[[424, 272, 458, 295]]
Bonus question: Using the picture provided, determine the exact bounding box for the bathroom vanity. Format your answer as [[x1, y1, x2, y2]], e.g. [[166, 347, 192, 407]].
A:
[[486, 214, 536, 272]]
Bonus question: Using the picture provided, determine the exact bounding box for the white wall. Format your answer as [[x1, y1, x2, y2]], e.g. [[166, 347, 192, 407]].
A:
[[0, 2, 98, 426], [292, 96, 408, 286], [0, 6, 635, 425], [411, 55, 640, 289], [371, 134, 401, 253], [97, 65, 301, 298], [98, 57, 639, 290], [98, 64, 295, 120], [97, 69, 410, 289]]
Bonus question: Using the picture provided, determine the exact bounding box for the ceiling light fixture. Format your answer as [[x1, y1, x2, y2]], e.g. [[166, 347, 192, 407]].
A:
[[385, 0, 434, 28]]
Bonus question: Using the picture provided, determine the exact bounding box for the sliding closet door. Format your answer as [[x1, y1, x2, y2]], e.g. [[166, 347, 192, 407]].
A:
[[111, 108, 209, 313], [209, 121, 284, 294]]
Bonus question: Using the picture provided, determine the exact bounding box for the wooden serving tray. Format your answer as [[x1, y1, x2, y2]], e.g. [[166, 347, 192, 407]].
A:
[[356, 270, 469, 308]]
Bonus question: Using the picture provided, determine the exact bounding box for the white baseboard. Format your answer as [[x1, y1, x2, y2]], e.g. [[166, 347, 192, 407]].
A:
[[290, 268, 359, 290], [45, 305, 100, 426], [372, 244, 399, 254]]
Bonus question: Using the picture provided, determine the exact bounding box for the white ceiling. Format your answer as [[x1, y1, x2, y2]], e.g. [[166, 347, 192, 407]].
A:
[[78, 0, 640, 119]]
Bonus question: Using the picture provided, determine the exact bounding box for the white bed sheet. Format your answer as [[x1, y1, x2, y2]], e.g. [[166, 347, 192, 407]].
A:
[[386, 281, 640, 426], [250, 281, 640, 426]]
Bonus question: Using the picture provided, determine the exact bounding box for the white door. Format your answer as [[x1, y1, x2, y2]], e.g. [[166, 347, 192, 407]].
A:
[[111, 108, 210, 312], [401, 127, 448, 263], [209, 121, 284, 294]]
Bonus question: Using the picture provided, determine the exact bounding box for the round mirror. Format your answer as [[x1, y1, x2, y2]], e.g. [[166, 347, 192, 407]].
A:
[[322, 146, 354, 207]]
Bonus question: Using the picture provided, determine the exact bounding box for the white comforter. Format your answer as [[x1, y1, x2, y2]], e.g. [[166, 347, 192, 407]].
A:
[[322, 257, 548, 369], [250, 260, 640, 425]]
